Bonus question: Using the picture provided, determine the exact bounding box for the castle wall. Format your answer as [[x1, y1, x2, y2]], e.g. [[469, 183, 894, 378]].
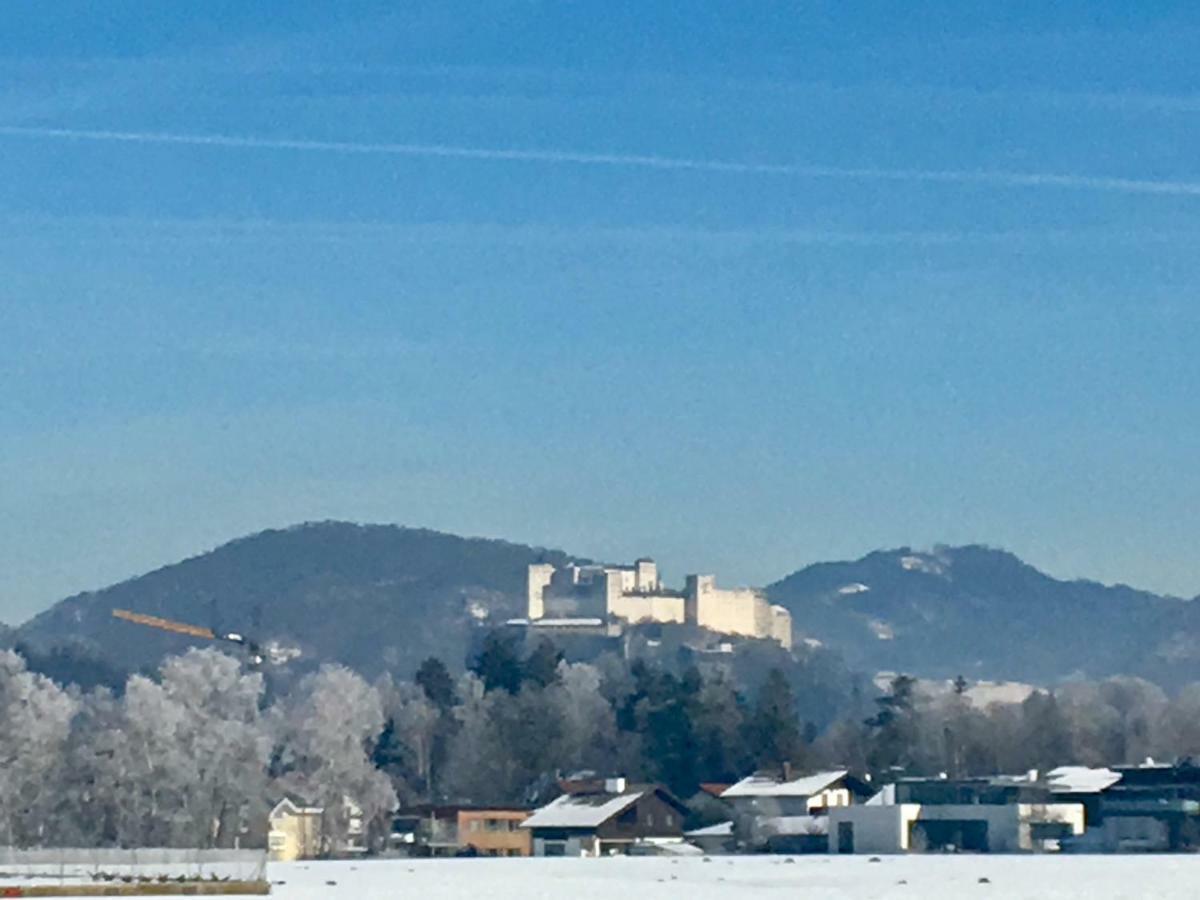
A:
[[530, 563, 790, 646], [608, 592, 686, 625], [686, 575, 766, 640]]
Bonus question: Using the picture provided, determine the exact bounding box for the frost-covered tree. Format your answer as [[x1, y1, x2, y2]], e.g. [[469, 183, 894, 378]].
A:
[[546, 662, 621, 775], [69, 649, 271, 848], [157, 649, 272, 847], [0, 651, 79, 846], [271, 665, 396, 852], [375, 678, 440, 802]]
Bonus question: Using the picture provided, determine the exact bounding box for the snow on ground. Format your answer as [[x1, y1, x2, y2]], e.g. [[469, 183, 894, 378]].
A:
[[259, 855, 1200, 900]]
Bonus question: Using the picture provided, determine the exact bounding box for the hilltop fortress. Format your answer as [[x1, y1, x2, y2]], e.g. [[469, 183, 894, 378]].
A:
[[525, 559, 792, 649]]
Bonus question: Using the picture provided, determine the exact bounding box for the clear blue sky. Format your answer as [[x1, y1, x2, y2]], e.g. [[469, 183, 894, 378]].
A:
[[3, 2, 1199, 621]]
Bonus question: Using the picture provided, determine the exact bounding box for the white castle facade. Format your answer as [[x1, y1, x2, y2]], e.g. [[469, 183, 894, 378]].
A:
[[526, 558, 792, 649]]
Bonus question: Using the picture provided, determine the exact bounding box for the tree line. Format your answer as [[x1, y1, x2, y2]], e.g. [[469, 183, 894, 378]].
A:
[[2, 631, 1199, 851]]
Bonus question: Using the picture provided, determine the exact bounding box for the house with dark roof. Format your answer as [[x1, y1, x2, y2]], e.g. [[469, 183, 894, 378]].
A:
[[521, 778, 689, 857], [1054, 761, 1200, 852], [828, 775, 1085, 854]]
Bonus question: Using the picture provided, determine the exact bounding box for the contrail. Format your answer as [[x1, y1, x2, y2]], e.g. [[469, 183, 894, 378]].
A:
[[3, 124, 1200, 197]]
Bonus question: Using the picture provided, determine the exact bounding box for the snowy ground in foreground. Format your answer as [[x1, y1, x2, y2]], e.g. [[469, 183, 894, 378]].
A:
[[262, 855, 1200, 900]]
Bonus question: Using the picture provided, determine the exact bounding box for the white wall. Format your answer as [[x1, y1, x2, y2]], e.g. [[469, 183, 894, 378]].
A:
[[687, 576, 790, 646], [608, 592, 686, 625], [829, 803, 1086, 854], [827, 806, 921, 853]]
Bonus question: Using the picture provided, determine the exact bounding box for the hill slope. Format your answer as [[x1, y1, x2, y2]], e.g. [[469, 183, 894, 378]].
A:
[[16, 531, 1200, 691], [15, 522, 578, 679], [767, 545, 1200, 689]]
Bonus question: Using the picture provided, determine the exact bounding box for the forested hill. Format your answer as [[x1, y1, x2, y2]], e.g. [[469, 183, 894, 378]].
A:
[[767, 545, 1200, 689], [13, 526, 1200, 692], [14, 522, 578, 683]]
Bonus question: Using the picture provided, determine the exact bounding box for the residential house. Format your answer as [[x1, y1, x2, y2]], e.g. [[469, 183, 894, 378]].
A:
[[392, 806, 532, 857], [522, 778, 689, 857], [268, 797, 322, 862], [827, 775, 1085, 854], [721, 769, 873, 852], [1054, 761, 1200, 852], [268, 796, 367, 861]]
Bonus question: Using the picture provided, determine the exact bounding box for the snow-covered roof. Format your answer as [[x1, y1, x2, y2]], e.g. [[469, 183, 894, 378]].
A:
[[521, 792, 643, 829], [631, 840, 705, 857], [684, 821, 733, 838], [1047, 766, 1122, 794], [722, 770, 849, 799]]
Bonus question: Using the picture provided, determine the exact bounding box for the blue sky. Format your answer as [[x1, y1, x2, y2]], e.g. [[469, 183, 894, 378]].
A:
[[2, 2, 1200, 621]]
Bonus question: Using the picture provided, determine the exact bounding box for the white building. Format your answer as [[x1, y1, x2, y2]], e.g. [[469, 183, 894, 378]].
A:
[[526, 560, 792, 649], [827, 778, 1085, 854]]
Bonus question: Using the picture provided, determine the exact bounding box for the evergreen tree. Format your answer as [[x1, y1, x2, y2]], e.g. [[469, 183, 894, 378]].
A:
[[470, 632, 524, 694], [750, 668, 804, 770], [691, 673, 753, 783], [522, 640, 564, 689], [634, 668, 699, 796], [865, 673, 920, 775], [415, 657, 456, 710]]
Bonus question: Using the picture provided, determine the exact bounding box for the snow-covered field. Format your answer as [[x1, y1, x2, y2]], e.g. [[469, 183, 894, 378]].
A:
[[263, 855, 1199, 899]]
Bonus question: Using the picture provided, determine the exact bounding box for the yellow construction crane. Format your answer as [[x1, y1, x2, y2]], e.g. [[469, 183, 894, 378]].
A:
[[111, 608, 300, 666]]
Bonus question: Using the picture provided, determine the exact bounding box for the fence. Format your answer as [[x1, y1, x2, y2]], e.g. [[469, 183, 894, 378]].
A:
[[0, 847, 267, 888]]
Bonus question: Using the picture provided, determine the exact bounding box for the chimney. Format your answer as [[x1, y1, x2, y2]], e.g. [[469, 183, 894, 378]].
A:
[[604, 777, 627, 794], [781, 762, 793, 783]]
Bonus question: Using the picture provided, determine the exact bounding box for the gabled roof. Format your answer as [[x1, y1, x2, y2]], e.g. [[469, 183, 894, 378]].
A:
[[270, 795, 323, 818], [722, 769, 851, 799], [522, 791, 644, 829]]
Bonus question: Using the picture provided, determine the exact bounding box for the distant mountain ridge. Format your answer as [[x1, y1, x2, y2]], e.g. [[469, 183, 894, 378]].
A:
[[11, 525, 1200, 690], [14, 522, 579, 681], [767, 544, 1200, 689]]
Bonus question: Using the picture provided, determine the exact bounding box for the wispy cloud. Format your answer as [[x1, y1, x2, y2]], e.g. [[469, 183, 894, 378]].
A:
[[7, 213, 1200, 249], [3, 124, 1200, 198]]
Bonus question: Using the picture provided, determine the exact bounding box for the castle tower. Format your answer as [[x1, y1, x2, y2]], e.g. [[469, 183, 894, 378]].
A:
[[527, 563, 555, 620], [635, 558, 659, 592]]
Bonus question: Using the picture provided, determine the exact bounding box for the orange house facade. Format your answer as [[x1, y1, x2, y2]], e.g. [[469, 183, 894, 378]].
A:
[[396, 806, 532, 857], [458, 809, 532, 856]]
